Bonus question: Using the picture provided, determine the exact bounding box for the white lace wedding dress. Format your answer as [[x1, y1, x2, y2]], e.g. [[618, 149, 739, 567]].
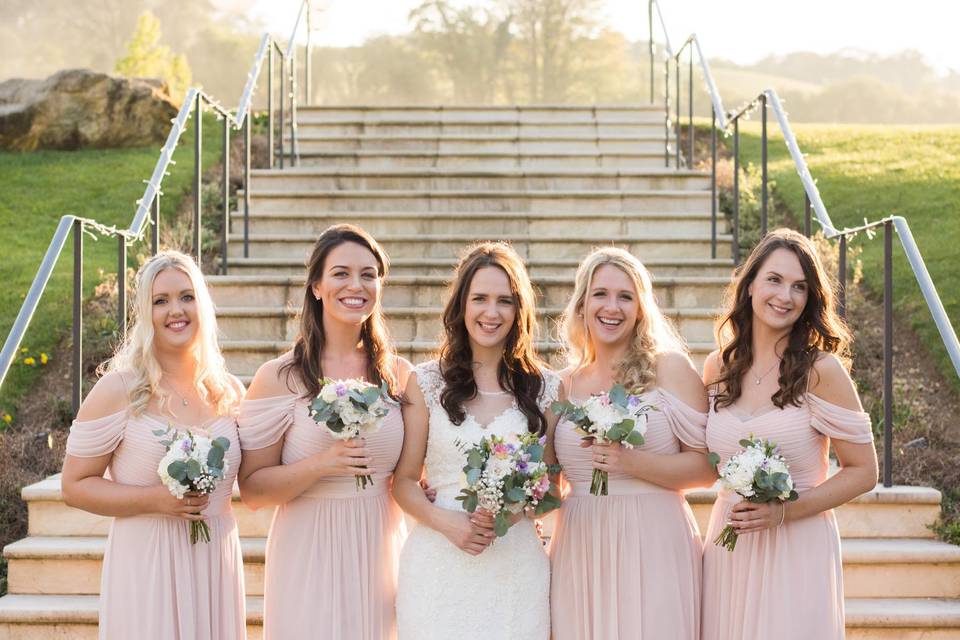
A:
[[396, 360, 558, 640]]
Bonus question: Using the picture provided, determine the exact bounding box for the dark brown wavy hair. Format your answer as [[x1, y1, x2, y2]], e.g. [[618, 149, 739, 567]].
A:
[[280, 224, 400, 400], [438, 243, 547, 435], [711, 228, 852, 410]]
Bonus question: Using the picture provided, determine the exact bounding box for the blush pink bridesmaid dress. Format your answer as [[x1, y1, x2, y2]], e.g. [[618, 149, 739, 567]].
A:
[[237, 376, 405, 640], [549, 387, 708, 640], [66, 410, 246, 639], [701, 393, 873, 640]]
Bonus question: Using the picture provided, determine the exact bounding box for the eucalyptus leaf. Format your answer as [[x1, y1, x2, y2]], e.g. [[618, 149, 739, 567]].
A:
[[506, 487, 526, 503], [168, 460, 188, 482], [608, 384, 627, 406], [707, 452, 721, 468], [185, 458, 202, 480], [494, 513, 510, 537]]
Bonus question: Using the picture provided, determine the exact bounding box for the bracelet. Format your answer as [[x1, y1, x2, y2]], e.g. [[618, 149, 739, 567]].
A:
[[777, 501, 787, 528]]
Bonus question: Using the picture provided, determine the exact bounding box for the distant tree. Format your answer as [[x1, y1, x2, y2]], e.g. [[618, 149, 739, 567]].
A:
[[114, 10, 192, 102]]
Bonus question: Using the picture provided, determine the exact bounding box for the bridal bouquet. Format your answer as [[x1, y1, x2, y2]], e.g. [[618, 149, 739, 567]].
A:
[[551, 384, 654, 496], [154, 427, 231, 544], [309, 377, 393, 490], [455, 432, 562, 537], [709, 436, 799, 551]]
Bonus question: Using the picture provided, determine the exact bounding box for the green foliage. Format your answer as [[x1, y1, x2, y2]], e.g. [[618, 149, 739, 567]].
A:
[[734, 123, 960, 389], [0, 112, 224, 416], [114, 11, 192, 102]]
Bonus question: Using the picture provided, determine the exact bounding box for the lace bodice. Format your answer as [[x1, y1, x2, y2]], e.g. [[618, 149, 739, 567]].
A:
[[414, 360, 560, 510]]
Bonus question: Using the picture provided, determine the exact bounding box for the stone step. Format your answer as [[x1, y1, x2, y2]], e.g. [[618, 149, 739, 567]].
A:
[[295, 104, 667, 123], [218, 339, 714, 376], [2, 595, 958, 640], [19, 476, 943, 541], [224, 256, 735, 278], [288, 134, 669, 154], [8, 535, 958, 600], [290, 150, 672, 169], [247, 167, 711, 192], [228, 210, 724, 238], [226, 233, 730, 260], [239, 189, 712, 214], [293, 120, 667, 137], [215, 305, 718, 344], [207, 274, 730, 310]]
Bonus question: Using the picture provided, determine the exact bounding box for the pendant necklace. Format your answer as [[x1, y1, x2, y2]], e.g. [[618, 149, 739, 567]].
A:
[[752, 358, 782, 386]]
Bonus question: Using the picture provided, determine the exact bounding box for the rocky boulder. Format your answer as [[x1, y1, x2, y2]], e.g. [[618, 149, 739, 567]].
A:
[[0, 69, 179, 151]]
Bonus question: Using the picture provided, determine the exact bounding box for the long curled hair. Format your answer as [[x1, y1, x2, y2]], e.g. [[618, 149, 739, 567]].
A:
[[560, 246, 686, 393], [438, 243, 547, 435], [105, 250, 240, 416], [712, 228, 851, 409], [279, 224, 400, 400]]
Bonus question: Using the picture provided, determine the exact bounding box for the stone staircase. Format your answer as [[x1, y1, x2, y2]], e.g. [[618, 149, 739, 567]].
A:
[[1, 104, 958, 638]]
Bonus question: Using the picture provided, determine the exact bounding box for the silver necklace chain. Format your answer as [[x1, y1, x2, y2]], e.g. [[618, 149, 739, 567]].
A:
[[751, 358, 782, 386]]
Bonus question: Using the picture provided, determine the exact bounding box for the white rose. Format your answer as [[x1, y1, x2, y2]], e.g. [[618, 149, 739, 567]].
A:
[[320, 384, 339, 403]]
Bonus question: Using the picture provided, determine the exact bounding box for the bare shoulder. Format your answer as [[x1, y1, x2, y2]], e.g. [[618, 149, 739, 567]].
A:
[[702, 349, 722, 383], [76, 370, 130, 421], [245, 353, 295, 400], [810, 352, 862, 411], [655, 350, 708, 411], [392, 355, 415, 387]]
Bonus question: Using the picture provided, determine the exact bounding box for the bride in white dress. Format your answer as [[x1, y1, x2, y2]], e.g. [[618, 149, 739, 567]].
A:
[[392, 243, 561, 640]]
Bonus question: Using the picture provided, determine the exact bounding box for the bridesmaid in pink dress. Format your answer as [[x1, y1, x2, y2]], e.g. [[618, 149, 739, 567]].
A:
[[549, 247, 716, 640], [61, 250, 246, 639], [701, 229, 879, 640], [237, 224, 412, 640]]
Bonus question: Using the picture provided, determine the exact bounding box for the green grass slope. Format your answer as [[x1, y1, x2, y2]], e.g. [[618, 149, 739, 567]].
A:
[[735, 123, 960, 387], [0, 113, 224, 419]]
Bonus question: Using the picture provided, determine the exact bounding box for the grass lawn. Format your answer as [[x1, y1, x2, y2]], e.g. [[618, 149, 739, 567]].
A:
[[733, 123, 960, 389], [0, 112, 225, 420]]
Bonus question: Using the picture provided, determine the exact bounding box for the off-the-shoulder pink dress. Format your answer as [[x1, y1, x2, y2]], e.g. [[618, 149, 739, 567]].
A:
[[66, 411, 245, 639], [701, 393, 874, 640], [238, 377, 405, 640], [549, 387, 708, 640]]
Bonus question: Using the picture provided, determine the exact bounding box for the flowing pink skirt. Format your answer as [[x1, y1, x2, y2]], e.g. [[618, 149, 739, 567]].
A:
[[550, 481, 703, 640]]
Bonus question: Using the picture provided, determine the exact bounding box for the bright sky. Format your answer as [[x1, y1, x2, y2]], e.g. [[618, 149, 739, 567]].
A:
[[229, 0, 960, 74]]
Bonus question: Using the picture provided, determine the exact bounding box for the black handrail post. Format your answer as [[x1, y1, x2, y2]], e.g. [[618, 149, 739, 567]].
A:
[[290, 52, 298, 167], [663, 59, 670, 167], [268, 44, 275, 169], [761, 93, 768, 237], [117, 235, 126, 342], [804, 192, 812, 237], [648, 1, 654, 103], [733, 117, 740, 264], [710, 106, 717, 259], [883, 220, 894, 487], [151, 193, 160, 255], [675, 56, 681, 168], [244, 115, 251, 258], [221, 116, 230, 275], [279, 53, 286, 169], [72, 219, 83, 416], [838, 234, 847, 318], [688, 47, 693, 166], [193, 93, 203, 264]]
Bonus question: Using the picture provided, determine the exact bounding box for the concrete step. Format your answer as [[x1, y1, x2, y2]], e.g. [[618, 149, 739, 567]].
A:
[[226, 232, 730, 261], [214, 305, 719, 344], [218, 339, 714, 375], [2, 595, 958, 640], [288, 134, 669, 154], [207, 274, 730, 310], [19, 476, 943, 541], [289, 150, 672, 169], [227, 210, 724, 238], [240, 189, 712, 214], [224, 256, 735, 278], [294, 120, 667, 137], [295, 104, 667, 123], [8, 535, 958, 599], [248, 167, 711, 191]]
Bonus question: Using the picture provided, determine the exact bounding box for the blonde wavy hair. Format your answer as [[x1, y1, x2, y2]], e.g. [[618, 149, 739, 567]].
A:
[[560, 247, 686, 393], [104, 250, 240, 416]]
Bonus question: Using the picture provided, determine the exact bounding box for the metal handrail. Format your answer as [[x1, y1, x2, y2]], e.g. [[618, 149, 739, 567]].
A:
[[648, 0, 960, 488], [0, 1, 314, 412]]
